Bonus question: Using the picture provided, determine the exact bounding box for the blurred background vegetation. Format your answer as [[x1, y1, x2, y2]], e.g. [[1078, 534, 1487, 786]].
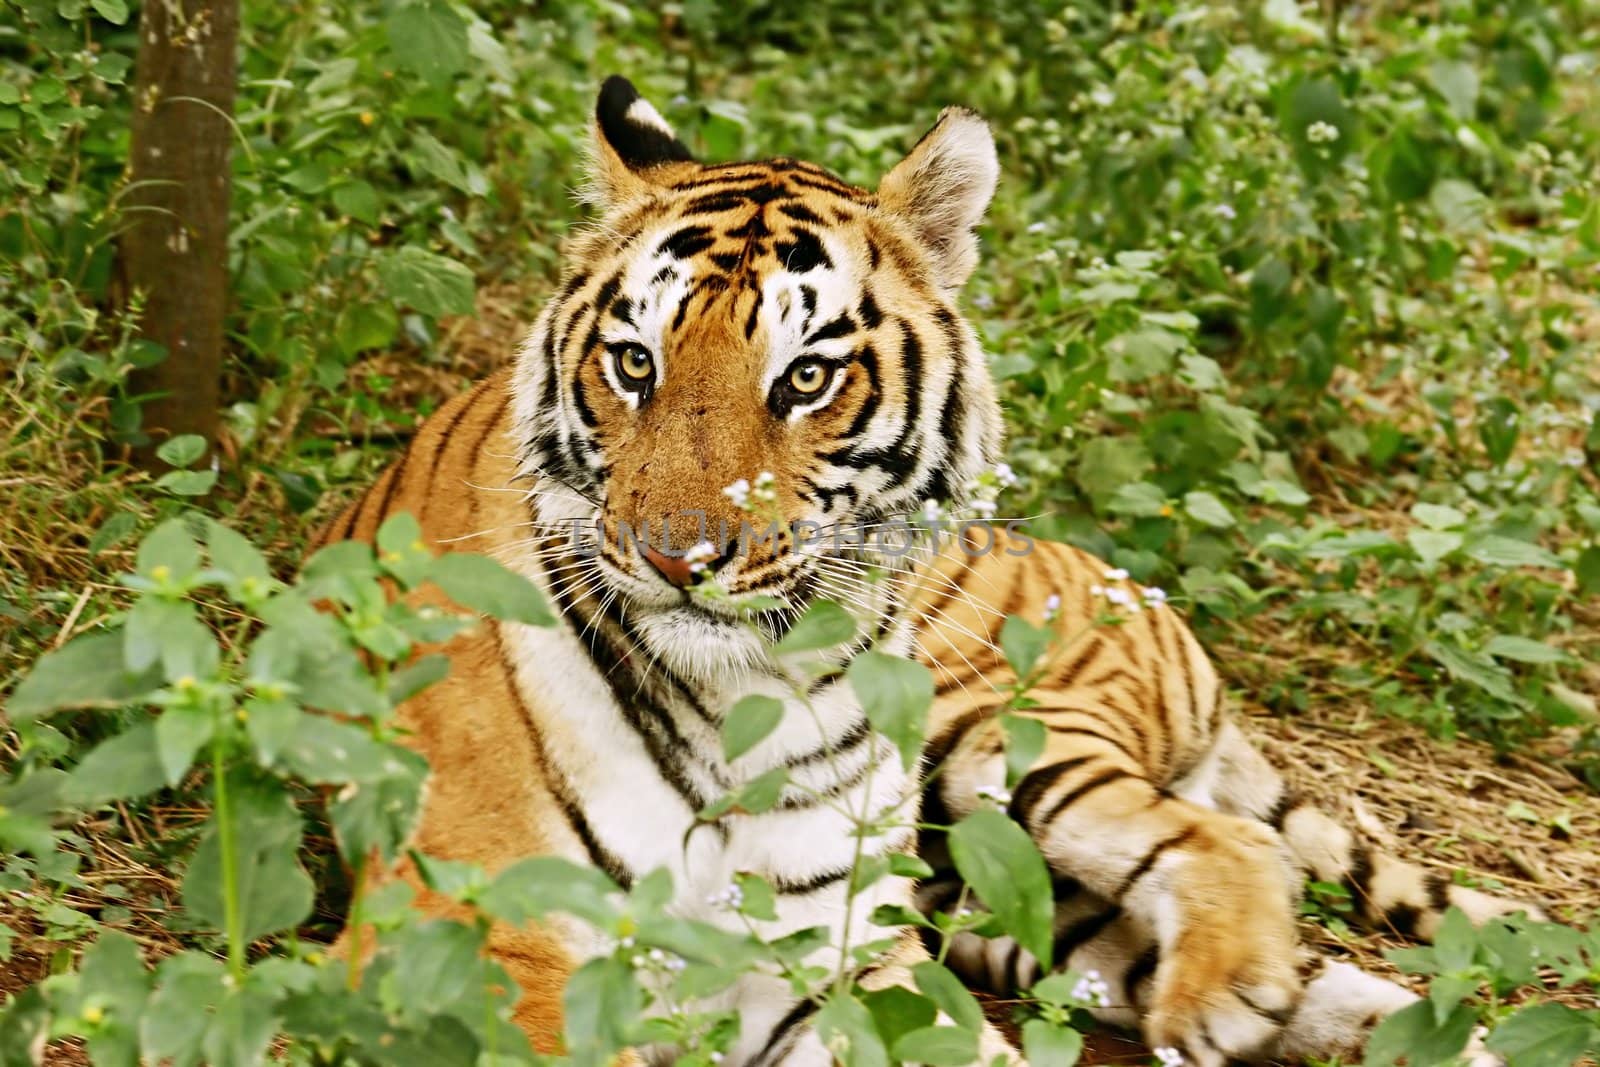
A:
[[1, 0, 1598, 1060]]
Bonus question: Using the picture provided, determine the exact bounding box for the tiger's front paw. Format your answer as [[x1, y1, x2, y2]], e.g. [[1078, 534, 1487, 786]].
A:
[[1145, 930, 1302, 1067], [1144, 823, 1303, 1065]]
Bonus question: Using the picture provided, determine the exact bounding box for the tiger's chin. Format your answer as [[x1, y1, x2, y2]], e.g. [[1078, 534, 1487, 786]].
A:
[[633, 604, 769, 681]]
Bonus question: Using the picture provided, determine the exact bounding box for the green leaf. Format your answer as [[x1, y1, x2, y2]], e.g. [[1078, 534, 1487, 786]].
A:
[[8, 633, 161, 721], [1407, 529, 1463, 570], [1001, 713, 1046, 789], [182, 774, 314, 944], [1431, 178, 1488, 232], [892, 1025, 979, 1066], [241, 697, 298, 767], [1486, 1002, 1599, 1067], [948, 808, 1054, 968], [1183, 490, 1235, 528], [1075, 437, 1152, 505], [1000, 614, 1051, 678], [721, 695, 784, 761], [478, 857, 622, 929], [155, 704, 214, 786], [1364, 1000, 1476, 1066], [331, 181, 382, 225], [847, 651, 932, 770], [1106, 481, 1168, 518], [1429, 59, 1480, 119], [773, 599, 857, 654], [72, 931, 149, 1067], [140, 952, 226, 1067], [862, 986, 936, 1050], [1483, 635, 1570, 665], [816, 992, 889, 1067], [430, 552, 554, 625], [1463, 535, 1561, 570], [376, 512, 433, 588], [201, 985, 277, 1067], [1576, 545, 1600, 597], [90, 0, 129, 23], [156, 434, 206, 468], [912, 961, 984, 1032], [385, 0, 469, 83], [89, 512, 139, 555], [562, 956, 644, 1063], [124, 596, 218, 681], [377, 246, 476, 318], [63, 722, 169, 806], [205, 520, 270, 585], [1477, 397, 1521, 466], [698, 766, 789, 820], [1411, 503, 1467, 530], [137, 518, 202, 579], [1424, 640, 1521, 706], [1022, 1018, 1084, 1066], [335, 300, 397, 356]]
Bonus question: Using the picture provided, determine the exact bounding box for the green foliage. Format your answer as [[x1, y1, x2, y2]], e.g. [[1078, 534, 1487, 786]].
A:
[[2, 0, 1598, 1063], [1367, 909, 1600, 1066]]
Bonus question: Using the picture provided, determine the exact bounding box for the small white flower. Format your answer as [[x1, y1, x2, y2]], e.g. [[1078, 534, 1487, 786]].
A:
[[1154, 1048, 1185, 1067], [1104, 567, 1130, 581], [1103, 587, 1134, 608], [975, 784, 1012, 809], [1070, 968, 1112, 1008], [969, 498, 998, 518], [1213, 203, 1237, 220], [993, 462, 1018, 487], [1140, 586, 1167, 605], [1027, 221, 1050, 234], [706, 882, 744, 910], [722, 478, 751, 508], [1306, 120, 1340, 144], [752, 470, 778, 504], [1034, 248, 1060, 266], [921, 499, 946, 524], [972, 292, 995, 310], [1043, 593, 1062, 622], [685, 540, 718, 574], [709, 1055, 725, 1064], [648, 948, 665, 962]]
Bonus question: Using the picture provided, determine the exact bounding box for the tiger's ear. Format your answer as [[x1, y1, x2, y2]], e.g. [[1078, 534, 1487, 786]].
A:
[[585, 75, 695, 209], [877, 108, 998, 290]]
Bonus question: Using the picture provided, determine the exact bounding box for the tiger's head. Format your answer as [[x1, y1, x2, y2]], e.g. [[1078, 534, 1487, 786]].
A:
[[513, 76, 1003, 679]]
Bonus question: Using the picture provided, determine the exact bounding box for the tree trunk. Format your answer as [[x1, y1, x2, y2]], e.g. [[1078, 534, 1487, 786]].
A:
[[121, 0, 240, 468]]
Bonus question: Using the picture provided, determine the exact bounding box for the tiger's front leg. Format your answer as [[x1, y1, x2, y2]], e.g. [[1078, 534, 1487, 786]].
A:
[[931, 716, 1303, 1066]]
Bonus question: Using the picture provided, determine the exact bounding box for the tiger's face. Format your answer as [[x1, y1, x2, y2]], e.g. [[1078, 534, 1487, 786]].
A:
[[514, 77, 1003, 679]]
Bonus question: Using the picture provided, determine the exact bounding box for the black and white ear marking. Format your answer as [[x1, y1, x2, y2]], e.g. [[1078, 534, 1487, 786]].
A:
[[597, 75, 694, 170], [877, 107, 999, 290], [586, 75, 695, 208]]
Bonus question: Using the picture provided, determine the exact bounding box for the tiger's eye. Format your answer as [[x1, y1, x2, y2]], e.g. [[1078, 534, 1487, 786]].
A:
[[618, 346, 654, 382], [788, 360, 829, 395]]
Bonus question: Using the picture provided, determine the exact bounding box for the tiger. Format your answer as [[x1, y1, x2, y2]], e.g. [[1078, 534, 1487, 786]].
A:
[[314, 75, 1542, 1066]]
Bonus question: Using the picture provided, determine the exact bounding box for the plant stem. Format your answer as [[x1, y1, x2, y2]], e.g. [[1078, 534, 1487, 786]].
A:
[[347, 854, 366, 992], [212, 735, 245, 982]]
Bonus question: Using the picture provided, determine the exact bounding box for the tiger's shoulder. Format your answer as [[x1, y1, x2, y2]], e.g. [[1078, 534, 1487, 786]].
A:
[[311, 367, 522, 553]]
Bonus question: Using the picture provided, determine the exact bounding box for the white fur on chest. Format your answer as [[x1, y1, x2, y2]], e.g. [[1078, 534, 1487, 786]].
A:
[[499, 620, 919, 970]]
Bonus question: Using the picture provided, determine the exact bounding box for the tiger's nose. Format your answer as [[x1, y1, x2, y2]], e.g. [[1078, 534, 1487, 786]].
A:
[[641, 545, 697, 588]]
